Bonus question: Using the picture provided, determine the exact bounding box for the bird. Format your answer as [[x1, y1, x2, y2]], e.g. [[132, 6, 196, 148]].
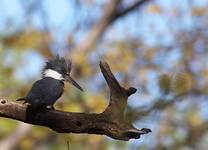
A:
[[16, 55, 83, 110]]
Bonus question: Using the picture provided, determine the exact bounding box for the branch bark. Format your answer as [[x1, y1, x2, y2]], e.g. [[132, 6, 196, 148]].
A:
[[0, 61, 151, 141]]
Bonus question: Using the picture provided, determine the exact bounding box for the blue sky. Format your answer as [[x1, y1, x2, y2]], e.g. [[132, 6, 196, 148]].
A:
[[1, 0, 206, 99], [0, 0, 208, 148], [1, 0, 206, 101]]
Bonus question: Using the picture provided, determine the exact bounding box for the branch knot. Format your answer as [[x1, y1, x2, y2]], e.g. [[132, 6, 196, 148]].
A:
[[126, 87, 137, 96]]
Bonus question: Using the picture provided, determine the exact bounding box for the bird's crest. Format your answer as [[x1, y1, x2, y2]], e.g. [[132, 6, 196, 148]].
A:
[[42, 55, 72, 77]]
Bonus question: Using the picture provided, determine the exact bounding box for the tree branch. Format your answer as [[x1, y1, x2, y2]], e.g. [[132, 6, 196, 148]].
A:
[[0, 61, 151, 141], [115, 0, 150, 18], [70, 0, 151, 52], [127, 90, 204, 122]]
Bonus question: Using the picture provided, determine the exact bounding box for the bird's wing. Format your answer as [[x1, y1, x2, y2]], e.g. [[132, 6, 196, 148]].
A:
[[26, 78, 64, 106], [26, 79, 44, 102]]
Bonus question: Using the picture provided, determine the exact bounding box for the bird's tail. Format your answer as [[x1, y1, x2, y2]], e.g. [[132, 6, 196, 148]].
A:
[[16, 97, 27, 104], [16, 97, 26, 101]]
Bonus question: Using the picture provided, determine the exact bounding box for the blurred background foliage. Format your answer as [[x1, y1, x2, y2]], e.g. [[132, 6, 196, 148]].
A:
[[0, 0, 207, 150]]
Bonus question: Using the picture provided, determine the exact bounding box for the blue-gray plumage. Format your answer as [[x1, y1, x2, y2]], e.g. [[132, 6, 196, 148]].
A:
[[26, 77, 64, 107], [17, 55, 83, 109]]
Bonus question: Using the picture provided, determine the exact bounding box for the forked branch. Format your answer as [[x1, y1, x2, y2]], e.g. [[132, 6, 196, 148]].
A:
[[0, 61, 151, 141]]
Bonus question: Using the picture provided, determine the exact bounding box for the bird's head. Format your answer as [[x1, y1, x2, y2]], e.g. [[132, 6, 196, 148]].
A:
[[42, 55, 83, 91]]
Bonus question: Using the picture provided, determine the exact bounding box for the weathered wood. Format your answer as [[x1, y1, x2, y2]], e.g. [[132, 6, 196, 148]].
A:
[[0, 61, 151, 141]]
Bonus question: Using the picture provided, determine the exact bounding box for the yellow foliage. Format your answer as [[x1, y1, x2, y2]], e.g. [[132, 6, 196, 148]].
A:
[[187, 111, 202, 127], [63, 102, 83, 112], [85, 95, 107, 113], [158, 74, 171, 94], [159, 117, 172, 135], [105, 48, 135, 72], [137, 68, 149, 83], [192, 7, 207, 16], [20, 138, 34, 150], [144, 48, 155, 61], [71, 52, 91, 77], [2, 29, 52, 57], [147, 4, 161, 13], [88, 134, 103, 144], [0, 119, 17, 135], [31, 127, 49, 139], [202, 69, 208, 81], [172, 72, 194, 95]]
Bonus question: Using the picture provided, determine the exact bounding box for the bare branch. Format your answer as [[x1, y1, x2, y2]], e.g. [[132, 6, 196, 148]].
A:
[[128, 90, 205, 122], [70, 0, 151, 52], [115, 0, 151, 18], [0, 61, 151, 141]]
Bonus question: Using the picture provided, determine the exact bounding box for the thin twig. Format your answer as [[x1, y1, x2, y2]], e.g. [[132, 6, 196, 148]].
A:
[[67, 140, 70, 150]]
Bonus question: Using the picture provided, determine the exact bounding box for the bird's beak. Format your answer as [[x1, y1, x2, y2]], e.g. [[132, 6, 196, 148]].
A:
[[66, 75, 84, 91]]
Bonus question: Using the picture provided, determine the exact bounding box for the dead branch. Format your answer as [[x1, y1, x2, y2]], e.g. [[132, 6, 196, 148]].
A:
[[0, 61, 151, 141]]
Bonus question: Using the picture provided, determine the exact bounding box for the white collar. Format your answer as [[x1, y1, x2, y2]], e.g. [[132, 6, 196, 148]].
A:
[[43, 69, 64, 80]]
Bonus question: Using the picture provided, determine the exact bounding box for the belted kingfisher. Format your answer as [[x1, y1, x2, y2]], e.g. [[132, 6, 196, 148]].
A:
[[17, 55, 83, 109]]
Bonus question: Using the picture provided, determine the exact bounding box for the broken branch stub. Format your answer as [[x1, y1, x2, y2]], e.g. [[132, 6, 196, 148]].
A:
[[100, 61, 151, 139]]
